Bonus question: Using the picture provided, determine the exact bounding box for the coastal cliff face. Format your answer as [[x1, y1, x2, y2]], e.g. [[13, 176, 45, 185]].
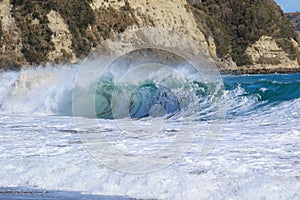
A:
[[190, 0, 300, 69], [0, 0, 299, 71]]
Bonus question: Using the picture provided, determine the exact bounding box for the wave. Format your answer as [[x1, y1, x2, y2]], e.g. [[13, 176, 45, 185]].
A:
[[0, 66, 76, 115], [95, 81, 181, 119], [0, 63, 299, 120], [223, 74, 300, 117], [72, 62, 223, 120]]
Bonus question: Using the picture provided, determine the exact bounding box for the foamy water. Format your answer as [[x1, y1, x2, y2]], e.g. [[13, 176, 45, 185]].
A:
[[0, 64, 299, 199]]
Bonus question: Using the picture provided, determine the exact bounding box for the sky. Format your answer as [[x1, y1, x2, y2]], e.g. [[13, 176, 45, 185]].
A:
[[275, 0, 300, 13]]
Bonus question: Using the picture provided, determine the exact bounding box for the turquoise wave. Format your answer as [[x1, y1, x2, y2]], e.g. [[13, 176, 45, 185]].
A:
[[94, 73, 300, 119], [223, 73, 300, 117], [95, 79, 182, 119], [224, 73, 300, 103]]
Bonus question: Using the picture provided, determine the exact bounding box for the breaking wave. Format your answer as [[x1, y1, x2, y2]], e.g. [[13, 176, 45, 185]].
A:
[[0, 63, 299, 121]]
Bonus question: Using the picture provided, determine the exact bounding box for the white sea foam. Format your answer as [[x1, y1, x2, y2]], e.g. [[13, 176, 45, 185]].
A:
[[0, 113, 299, 199], [0, 66, 299, 199]]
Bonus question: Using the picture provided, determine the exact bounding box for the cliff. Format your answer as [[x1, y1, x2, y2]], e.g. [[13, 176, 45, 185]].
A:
[[190, 0, 299, 70], [0, 0, 300, 72]]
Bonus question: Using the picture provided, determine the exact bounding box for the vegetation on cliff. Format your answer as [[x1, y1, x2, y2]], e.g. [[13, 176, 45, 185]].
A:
[[190, 0, 298, 66], [286, 12, 300, 45], [0, 0, 299, 70], [6, 0, 137, 66], [286, 12, 300, 31], [0, 20, 2, 41], [11, 0, 55, 64]]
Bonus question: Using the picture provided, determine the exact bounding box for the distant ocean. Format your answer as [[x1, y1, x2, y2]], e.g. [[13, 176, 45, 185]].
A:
[[0, 65, 299, 199]]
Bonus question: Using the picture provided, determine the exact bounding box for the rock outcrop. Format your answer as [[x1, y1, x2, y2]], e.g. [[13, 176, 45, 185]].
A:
[[128, 0, 210, 54], [47, 10, 76, 63], [245, 36, 298, 67], [0, 0, 25, 69]]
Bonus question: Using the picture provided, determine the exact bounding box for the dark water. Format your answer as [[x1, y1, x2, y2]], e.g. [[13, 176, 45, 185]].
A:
[[0, 187, 133, 200]]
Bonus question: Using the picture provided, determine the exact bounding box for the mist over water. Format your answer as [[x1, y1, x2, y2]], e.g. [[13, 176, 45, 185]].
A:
[[0, 65, 76, 115]]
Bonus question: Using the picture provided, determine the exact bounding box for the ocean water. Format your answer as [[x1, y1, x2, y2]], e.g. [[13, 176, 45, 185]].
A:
[[0, 64, 299, 199]]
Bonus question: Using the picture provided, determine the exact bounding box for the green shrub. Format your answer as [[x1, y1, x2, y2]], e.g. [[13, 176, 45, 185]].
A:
[[11, 0, 54, 65], [0, 20, 3, 48], [94, 4, 136, 40]]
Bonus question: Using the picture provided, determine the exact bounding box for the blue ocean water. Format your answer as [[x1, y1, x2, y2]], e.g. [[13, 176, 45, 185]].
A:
[[223, 73, 300, 117]]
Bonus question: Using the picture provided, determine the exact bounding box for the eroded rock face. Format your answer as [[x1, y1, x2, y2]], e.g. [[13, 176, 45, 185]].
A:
[[88, 0, 216, 58], [0, 0, 26, 68], [90, 0, 126, 10], [127, 0, 212, 56], [0, 0, 16, 32], [47, 10, 76, 63], [246, 36, 298, 67]]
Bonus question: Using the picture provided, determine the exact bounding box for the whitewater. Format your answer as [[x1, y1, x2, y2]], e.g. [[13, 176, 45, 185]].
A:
[[0, 62, 299, 199]]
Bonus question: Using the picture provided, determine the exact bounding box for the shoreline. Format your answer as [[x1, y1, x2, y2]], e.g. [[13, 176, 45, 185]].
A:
[[1, 65, 300, 76], [219, 67, 300, 75]]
